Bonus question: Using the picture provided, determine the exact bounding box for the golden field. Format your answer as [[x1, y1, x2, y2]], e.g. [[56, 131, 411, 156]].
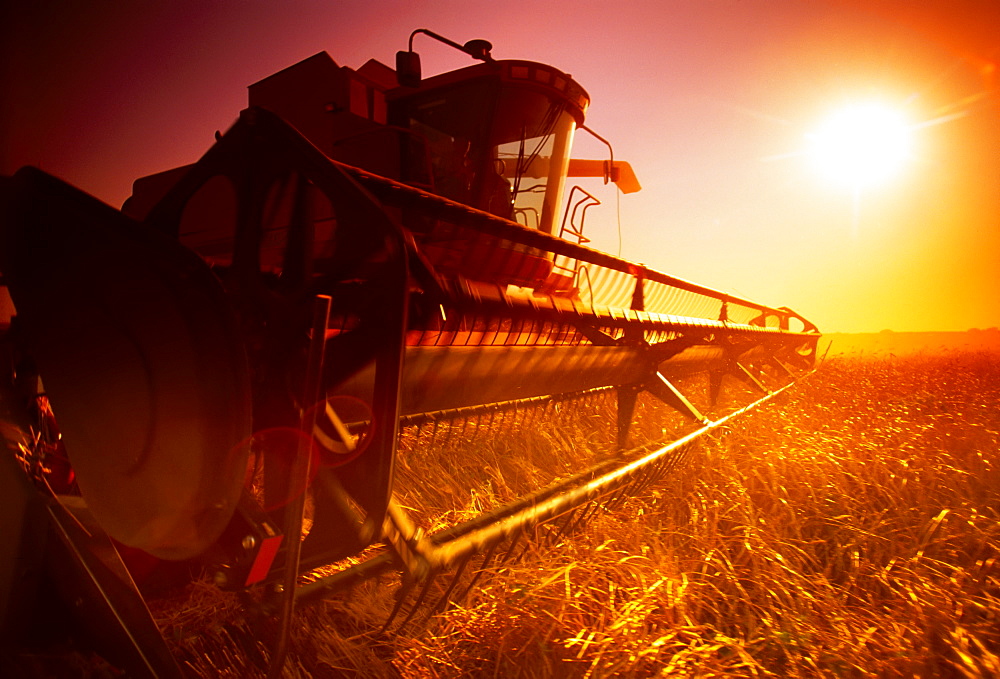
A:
[[149, 348, 999, 678]]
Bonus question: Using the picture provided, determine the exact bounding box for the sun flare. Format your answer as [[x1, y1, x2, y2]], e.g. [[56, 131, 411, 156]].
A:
[[807, 103, 913, 189]]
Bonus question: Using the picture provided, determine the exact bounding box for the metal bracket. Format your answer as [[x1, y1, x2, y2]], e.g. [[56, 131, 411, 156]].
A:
[[616, 386, 640, 449], [734, 361, 770, 395], [46, 496, 185, 678], [382, 497, 437, 579], [645, 372, 710, 425], [768, 356, 796, 379]]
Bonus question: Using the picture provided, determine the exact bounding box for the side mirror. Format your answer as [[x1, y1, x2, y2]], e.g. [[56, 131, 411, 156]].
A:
[[396, 50, 421, 87]]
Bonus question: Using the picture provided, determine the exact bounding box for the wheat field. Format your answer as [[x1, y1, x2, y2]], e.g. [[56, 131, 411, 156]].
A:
[[138, 348, 999, 678], [10, 349, 998, 677]]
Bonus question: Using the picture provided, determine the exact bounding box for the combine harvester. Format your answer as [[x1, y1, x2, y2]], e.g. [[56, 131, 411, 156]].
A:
[[0, 31, 819, 676]]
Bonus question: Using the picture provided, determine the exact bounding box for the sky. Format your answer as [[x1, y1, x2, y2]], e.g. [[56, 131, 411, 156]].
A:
[[2, 0, 998, 333]]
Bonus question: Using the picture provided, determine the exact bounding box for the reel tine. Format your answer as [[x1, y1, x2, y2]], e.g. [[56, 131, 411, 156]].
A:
[[627, 463, 659, 498], [428, 417, 441, 448], [545, 506, 581, 546], [603, 474, 641, 514], [442, 418, 454, 447], [497, 527, 525, 567], [388, 568, 440, 635], [552, 492, 606, 545], [564, 497, 603, 535], [601, 492, 625, 515], [473, 412, 485, 443], [426, 552, 473, 621], [513, 524, 542, 564], [452, 538, 500, 606], [381, 575, 418, 633]]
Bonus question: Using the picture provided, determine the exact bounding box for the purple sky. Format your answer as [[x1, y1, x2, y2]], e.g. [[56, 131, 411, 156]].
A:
[[3, 0, 998, 333]]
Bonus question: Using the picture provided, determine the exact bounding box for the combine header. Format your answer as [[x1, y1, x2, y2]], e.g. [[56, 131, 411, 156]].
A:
[[0, 31, 819, 676]]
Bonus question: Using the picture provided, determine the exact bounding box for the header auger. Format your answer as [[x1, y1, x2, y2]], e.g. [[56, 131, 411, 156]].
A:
[[1, 31, 819, 676]]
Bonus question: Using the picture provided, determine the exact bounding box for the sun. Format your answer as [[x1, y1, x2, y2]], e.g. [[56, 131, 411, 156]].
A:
[[807, 103, 913, 189]]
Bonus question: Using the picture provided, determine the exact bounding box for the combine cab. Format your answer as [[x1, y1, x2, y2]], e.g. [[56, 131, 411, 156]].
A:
[[0, 31, 819, 676]]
